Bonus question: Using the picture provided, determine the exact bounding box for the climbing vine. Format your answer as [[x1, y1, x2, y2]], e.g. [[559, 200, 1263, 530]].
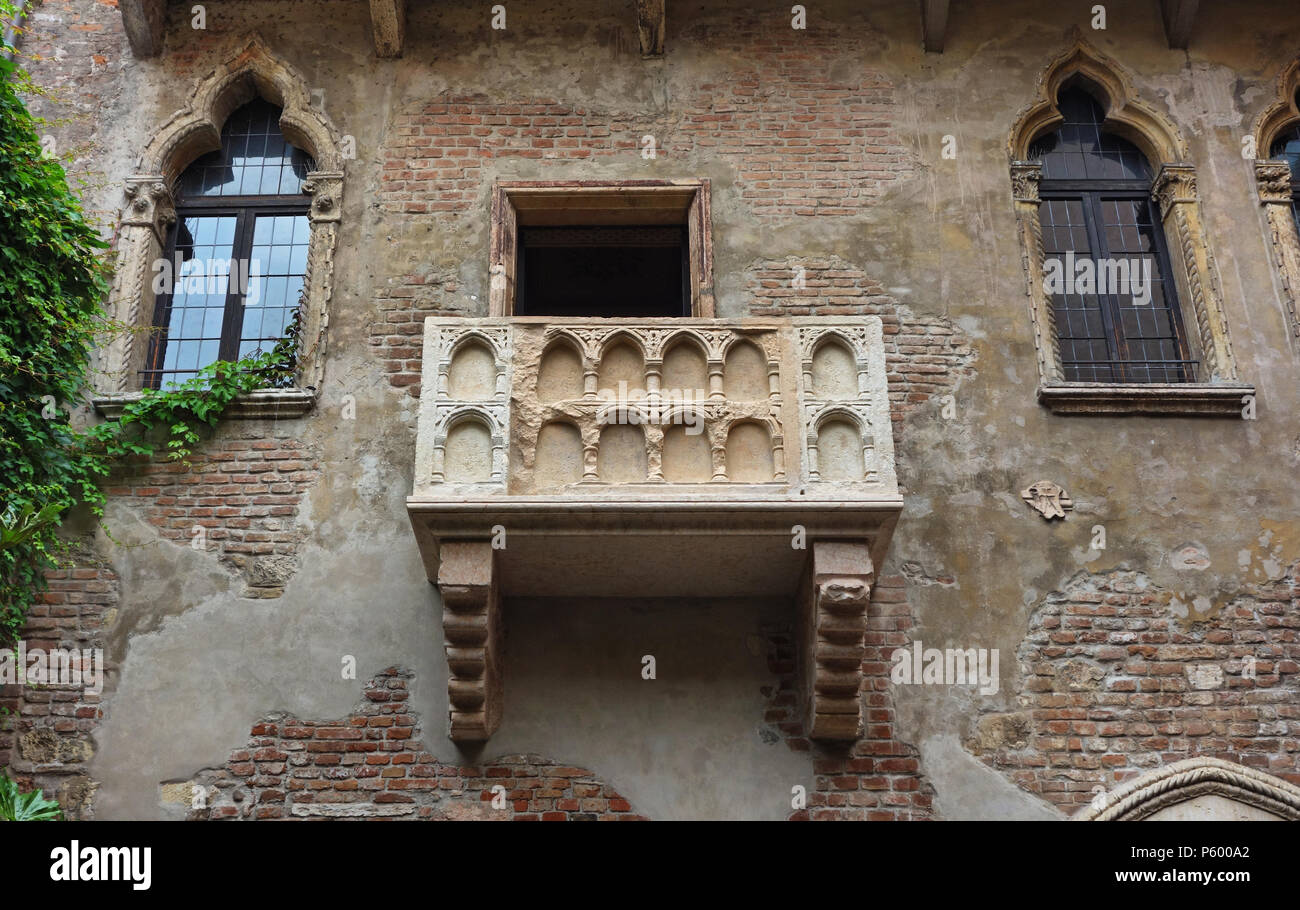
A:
[[0, 28, 300, 642]]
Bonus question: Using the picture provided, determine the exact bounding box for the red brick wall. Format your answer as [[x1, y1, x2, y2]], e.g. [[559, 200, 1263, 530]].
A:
[[15, 0, 126, 222], [747, 256, 975, 446], [3, 431, 319, 815], [764, 573, 937, 821], [1, 549, 117, 819], [188, 668, 646, 820], [369, 269, 465, 396], [105, 435, 321, 596], [378, 19, 910, 219], [975, 565, 1300, 814]]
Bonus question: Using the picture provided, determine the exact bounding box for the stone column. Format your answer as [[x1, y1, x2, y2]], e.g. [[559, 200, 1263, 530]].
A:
[[1256, 160, 1300, 338], [1152, 164, 1237, 381], [1009, 161, 1063, 382], [100, 177, 175, 395]]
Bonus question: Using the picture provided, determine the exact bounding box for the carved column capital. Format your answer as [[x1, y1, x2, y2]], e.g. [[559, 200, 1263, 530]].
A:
[[122, 176, 176, 243], [1010, 161, 1043, 203], [302, 171, 344, 224], [800, 540, 874, 741], [1152, 163, 1198, 218], [436, 541, 502, 741], [1255, 160, 1295, 205]]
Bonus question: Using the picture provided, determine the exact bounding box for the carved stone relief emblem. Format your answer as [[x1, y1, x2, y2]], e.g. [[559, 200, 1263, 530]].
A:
[[1021, 480, 1073, 519]]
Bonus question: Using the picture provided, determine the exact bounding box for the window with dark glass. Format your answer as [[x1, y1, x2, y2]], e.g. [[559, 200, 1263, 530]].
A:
[[1270, 100, 1300, 237], [517, 225, 688, 317], [144, 99, 314, 388], [1030, 86, 1193, 383]]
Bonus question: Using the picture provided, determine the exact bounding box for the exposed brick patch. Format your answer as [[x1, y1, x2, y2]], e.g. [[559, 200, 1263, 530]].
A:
[[2, 542, 117, 819], [15, 0, 127, 224], [763, 573, 937, 820], [973, 566, 1300, 814], [378, 19, 910, 219], [747, 256, 975, 439], [369, 268, 464, 395], [185, 668, 645, 820], [676, 17, 911, 218], [105, 435, 321, 597]]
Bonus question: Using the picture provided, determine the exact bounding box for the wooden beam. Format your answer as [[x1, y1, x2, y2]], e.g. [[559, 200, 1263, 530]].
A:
[[921, 0, 950, 53], [1160, 0, 1198, 50], [635, 0, 665, 58], [369, 0, 406, 58], [119, 0, 166, 58]]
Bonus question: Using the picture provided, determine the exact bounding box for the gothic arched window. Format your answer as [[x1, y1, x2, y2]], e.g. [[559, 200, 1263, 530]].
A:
[[144, 99, 315, 388], [1030, 87, 1193, 383], [1270, 105, 1300, 236]]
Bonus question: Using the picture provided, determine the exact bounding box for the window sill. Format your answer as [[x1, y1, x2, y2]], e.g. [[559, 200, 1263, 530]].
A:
[[92, 387, 317, 420], [1038, 382, 1255, 417]]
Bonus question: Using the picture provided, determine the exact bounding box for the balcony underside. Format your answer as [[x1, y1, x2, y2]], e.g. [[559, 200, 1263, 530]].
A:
[[408, 496, 902, 598]]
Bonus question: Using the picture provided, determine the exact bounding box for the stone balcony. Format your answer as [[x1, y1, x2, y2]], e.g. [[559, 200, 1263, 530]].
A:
[[407, 316, 903, 742]]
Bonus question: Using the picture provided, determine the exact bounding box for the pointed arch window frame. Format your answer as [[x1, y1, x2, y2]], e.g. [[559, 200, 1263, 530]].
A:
[[93, 39, 345, 419], [1252, 58, 1300, 342], [1008, 43, 1252, 417]]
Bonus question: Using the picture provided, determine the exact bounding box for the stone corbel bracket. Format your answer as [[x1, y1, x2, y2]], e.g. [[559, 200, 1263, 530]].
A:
[[436, 541, 502, 742], [799, 541, 874, 741]]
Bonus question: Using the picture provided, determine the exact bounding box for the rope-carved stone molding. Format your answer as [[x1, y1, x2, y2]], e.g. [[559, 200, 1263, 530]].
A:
[[95, 36, 345, 414], [1077, 757, 1300, 821], [1251, 56, 1300, 340], [1007, 38, 1251, 416]]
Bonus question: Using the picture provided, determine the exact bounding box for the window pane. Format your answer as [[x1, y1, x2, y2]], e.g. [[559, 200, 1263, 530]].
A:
[[1270, 122, 1300, 182], [1038, 197, 1116, 382], [1029, 89, 1152, 181], [240, 213, 311, 356], [1098, 197, 1189, 383], [151, 214, 238, 387], [178, 98, 314, 199]]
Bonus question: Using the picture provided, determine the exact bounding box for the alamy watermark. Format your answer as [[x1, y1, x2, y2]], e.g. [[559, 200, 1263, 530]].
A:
[[890, 640, 1000, 695], [595, 381, 707, 435], [1043, 252, 1152, 306], [0, 641, 104, 695], [151, 254, 262, 306]]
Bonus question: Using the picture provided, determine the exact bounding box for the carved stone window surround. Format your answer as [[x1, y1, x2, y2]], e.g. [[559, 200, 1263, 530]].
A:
[[488, 180, 714, 318], [1252, 57, 1300, 340], [1009, 42, 1252, 417], [92, 38, 344, 420]]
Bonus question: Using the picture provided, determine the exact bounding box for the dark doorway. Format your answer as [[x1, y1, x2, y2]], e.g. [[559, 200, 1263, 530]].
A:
[[516, 225, 688, 317]]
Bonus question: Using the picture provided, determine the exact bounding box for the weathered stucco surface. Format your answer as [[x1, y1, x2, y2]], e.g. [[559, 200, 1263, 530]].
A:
[[8, 0, 1300, 819]]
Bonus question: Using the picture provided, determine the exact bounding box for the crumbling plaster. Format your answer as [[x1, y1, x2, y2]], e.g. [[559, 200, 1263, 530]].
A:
[[16, 0, 1300, 818]]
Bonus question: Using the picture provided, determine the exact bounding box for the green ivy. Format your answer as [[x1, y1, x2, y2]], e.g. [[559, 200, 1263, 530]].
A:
[[0, 33, 302, 643], [0, 39, 112, 636], [0, 771, 63, 821]]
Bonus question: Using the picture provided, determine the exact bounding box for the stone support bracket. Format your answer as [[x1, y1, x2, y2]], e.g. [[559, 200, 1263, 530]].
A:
[[800, 540, 874, 741], [436, 541, 502, 742]]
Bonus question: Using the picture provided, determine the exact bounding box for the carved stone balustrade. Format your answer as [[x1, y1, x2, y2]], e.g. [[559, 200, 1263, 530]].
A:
[[407, 316, 903, 742]]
